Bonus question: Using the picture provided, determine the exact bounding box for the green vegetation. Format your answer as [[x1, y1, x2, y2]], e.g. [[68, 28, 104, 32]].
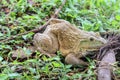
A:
[[0, 0, 120, 80]]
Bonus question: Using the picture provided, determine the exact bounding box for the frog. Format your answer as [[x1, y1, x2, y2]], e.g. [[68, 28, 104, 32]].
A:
[[33, 18, 107, 65]]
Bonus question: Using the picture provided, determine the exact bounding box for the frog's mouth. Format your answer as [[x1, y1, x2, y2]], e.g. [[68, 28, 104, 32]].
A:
[[82, 46, 100, 51], [80, 42, 105, 52]]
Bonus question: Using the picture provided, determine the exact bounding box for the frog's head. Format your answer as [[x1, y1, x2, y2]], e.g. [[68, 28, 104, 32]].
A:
[[79, 31, 107, 51]]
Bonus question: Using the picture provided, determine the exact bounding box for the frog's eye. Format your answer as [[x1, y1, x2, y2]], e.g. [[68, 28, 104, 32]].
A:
[[90, 37, 94, 41]]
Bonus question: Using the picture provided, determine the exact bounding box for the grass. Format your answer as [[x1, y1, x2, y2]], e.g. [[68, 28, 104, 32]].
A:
[[0, 0, 120, 80]]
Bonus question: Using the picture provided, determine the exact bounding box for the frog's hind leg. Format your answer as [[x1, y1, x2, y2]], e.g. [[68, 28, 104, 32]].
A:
[[65, 53, 88, 66]]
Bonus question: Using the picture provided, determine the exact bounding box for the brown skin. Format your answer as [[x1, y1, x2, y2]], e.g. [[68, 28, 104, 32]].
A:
[[33, 18, 107, 65]]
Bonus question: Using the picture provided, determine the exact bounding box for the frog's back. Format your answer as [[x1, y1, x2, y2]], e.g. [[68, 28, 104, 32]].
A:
[[49, 21, 81, 56]]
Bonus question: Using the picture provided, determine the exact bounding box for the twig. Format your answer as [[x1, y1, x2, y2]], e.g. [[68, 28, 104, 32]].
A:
[[0, 0, 67, 43]]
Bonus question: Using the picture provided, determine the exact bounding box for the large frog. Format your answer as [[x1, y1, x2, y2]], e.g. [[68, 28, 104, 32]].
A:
[[33, 18, 107, 65]]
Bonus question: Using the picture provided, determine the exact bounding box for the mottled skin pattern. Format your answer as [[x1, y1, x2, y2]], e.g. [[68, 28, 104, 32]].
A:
[[33, 18, 107, 65]]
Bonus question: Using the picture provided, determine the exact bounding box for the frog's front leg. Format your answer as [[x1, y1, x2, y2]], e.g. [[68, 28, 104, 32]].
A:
[[65, 53, 88, 66]]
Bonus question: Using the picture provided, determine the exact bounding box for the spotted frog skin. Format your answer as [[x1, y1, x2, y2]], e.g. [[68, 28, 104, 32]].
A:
[[33, 18, 107, 65]]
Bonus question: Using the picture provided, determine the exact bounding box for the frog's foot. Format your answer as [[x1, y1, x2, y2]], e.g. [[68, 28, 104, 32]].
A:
[[65, 53, 88, 66], [41, 52, 52, 57], [40, 50, 56, 57]]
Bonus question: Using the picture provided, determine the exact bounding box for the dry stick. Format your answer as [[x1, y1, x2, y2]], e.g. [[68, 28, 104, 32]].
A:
[[0, 0, 67, 43], [97, 50, 116, 80]]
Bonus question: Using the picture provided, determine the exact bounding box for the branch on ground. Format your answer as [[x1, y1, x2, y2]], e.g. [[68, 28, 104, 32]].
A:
[[97, 33, 120, 80], [97, 50, 116, 80]]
